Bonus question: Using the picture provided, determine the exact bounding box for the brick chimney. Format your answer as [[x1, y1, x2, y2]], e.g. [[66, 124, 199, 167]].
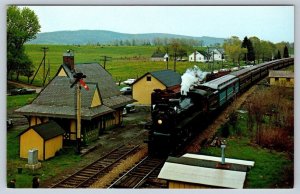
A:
[[63, 51, 74, 70]]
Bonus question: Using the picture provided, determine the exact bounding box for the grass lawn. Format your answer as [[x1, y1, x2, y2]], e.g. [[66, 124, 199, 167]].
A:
[[199, 112, 293, 188], [7, 93, 37, 109]]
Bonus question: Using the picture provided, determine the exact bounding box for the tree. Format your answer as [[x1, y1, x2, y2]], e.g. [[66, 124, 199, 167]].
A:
[[249, 36, 261, 64], [283, 45, 289, 58], [223, 36, 246, 66], [260, 40, 274, 62], [7, 6, 40, 78], [241, 36, 255, 63], [275, 50, 281, 60]]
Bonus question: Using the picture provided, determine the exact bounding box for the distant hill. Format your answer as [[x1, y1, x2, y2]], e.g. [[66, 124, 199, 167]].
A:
[[27, 30, 225, 46]]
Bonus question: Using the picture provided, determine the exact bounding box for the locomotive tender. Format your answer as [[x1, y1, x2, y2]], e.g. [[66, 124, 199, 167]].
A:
[[147, 58, 294, 156]]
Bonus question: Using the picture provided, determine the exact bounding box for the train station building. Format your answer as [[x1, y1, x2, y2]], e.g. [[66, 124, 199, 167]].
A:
[[16, 52, 134, 158]]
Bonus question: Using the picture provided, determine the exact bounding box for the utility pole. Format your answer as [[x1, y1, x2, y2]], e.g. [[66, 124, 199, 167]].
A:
[[100, 56, 112, 69], [212, 50, 215, 72], [173, 52, 177, 72], [30, 47, 49, 86], [42, 47, 48, 86], [207, 46, 211, 72]]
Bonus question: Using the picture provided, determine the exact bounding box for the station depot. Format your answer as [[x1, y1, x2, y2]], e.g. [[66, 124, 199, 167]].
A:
[[16, 52, 134, 160]]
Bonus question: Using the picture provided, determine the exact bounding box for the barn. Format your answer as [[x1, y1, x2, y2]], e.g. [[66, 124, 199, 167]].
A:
[[19, 121, 65, 161], [15, 52, 134, 146], [132, 70, 181, 105]]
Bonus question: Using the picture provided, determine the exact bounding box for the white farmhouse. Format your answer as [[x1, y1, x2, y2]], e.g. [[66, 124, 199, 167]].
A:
[[211, 48, 225, 62], [189, 51, 210, 62], [151, 52, 169, 62]]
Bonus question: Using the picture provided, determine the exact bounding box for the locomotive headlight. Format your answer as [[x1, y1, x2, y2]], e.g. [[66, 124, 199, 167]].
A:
[[157, 119, 163, 125]]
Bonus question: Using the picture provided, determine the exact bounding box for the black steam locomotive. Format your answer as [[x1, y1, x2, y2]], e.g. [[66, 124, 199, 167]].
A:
[[147, 58, 294, 156]]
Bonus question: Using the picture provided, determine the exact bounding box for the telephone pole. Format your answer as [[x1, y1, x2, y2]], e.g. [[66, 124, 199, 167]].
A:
[[173, 52, 177, 72], [30, 47, 49, 86], [100, 56, 112, 69]]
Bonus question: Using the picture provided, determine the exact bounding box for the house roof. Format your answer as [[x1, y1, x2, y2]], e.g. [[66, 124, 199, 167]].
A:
[[151, 70, 181, 87], [151, 51, 167, 58], [158, 161, 246, 189], [269, 70, 294, 78], [134, 69, 181, 88], [158, 154, 255, 189], [212, 48, 225, 54], [19, 120, 65, 141], [15, 63, 134, 119]]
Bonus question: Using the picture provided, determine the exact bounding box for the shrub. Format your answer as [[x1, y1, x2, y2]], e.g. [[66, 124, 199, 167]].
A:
[[259, 127, 293, 152]]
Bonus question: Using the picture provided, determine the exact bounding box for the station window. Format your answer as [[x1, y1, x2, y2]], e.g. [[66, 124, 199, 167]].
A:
[[147, 76, 151, 81]]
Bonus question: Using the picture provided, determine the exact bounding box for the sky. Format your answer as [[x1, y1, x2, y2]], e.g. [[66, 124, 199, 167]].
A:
[[22, 5, 294, 43]]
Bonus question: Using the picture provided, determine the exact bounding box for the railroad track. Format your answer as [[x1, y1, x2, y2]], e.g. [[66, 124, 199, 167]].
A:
[[50, 145, 140, 188], [108, 156, 166, 188]]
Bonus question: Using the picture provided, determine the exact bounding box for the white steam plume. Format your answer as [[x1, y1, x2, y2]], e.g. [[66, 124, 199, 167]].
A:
[[180, 66, 208, 95]]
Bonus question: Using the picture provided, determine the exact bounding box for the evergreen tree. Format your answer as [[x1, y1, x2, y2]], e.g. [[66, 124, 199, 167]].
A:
[[276, 50, 281, 59], [241, 37, 249, 62], [241, 36, 255, 63], [283, 45, 289, 58], [247, 40, 255, 62]]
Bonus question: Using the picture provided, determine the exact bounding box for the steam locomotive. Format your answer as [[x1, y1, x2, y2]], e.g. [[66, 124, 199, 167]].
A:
[[147, 58, 294, 156]]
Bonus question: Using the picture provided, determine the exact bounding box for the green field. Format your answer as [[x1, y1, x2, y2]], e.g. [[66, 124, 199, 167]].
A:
[[20, 44, 231, 86]]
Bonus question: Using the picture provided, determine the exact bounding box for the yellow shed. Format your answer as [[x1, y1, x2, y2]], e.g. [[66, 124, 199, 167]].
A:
[[19, 121, 65, 161], [269, 70, 294, 88], [132, 70, 181, 105]]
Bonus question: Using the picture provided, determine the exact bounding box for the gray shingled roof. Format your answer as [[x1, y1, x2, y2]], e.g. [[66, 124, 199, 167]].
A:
[[19, 120, 65, 141], [15, 63, 134, 120], [269, 70, 294, 78], [150, 70, 181, 87]]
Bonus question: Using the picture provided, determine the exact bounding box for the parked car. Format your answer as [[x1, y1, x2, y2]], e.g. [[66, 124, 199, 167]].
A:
[[120, 87, 132, 95], [7, 118, 13, 129], [123, 78, 136, 85], [10, 88, 36, 95], [122, 104, 136, 115]]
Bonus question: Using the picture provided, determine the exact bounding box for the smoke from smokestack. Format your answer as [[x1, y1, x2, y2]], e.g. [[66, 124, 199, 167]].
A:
[[180, 66, 208, 95]]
